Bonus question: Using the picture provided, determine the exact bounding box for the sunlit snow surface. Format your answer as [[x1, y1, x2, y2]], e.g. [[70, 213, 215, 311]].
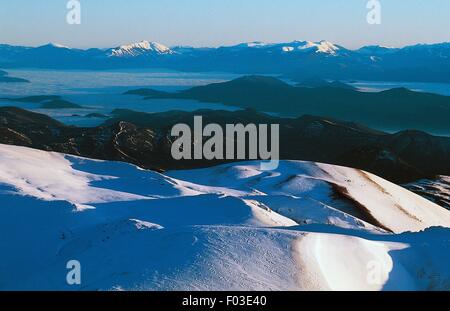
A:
[[0, 143, 449, 291]]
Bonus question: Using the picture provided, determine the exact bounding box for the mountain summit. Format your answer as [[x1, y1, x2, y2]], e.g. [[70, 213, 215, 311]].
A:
[[1, 40, 450, 82], [281, 40, 342, 54], [108, 40, 174, 57]]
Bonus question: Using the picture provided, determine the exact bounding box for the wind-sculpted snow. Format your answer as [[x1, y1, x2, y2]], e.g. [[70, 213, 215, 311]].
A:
[[168, 162, 450, 233], [0, 143, 449, 290]]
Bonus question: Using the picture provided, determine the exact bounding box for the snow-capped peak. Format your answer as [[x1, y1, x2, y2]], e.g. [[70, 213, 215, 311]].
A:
[[281, 40, 340, 55], [41, 42, 70, 49], [223, 41, 273, 51], [357, 45, 398, 55], [314, 40, 340, 54], [239, 41, 268, 48], [109, 40, 173, 57]]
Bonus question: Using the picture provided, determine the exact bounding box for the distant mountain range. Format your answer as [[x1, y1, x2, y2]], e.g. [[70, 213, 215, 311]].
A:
[[296, 77, 357, 90], [125, 75, 450, 134], [1, 40, 450, 82], [0, 95, 84, 109], [0, 68, 29, 83], [1, 106, 449, 185]]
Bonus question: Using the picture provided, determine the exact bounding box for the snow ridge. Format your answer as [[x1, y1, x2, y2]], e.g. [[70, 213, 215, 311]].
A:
[[109, 40, 174, 57]]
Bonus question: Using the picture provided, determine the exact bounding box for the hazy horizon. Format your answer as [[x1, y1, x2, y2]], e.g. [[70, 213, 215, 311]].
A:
[[2, 38, 450, 51], [1, 0, 449, 49]]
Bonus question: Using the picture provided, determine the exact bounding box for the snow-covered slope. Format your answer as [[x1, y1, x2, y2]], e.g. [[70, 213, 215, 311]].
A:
[[168, 162, 450, 233], [40, 42, 71, 49], [357, 45, 399, 55], [108, 40, 174, 57], [404, 176, 450, 210], [0, 143, 449, 290], [225, 40, 343, 55], [281, 40, 341, 55]]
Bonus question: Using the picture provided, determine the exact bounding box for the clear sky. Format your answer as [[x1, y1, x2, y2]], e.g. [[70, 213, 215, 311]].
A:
[[0, 0, 449, 49]]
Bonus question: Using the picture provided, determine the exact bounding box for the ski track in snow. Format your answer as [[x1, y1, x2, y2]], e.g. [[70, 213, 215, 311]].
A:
[[0, 143, 449, 290]]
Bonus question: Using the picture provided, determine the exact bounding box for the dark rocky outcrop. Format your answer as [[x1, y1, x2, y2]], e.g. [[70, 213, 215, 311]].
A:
[[1, 106, 449, 184]]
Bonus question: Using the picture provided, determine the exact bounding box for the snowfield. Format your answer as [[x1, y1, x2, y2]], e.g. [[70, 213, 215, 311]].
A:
[[0, 143, 449, 291]]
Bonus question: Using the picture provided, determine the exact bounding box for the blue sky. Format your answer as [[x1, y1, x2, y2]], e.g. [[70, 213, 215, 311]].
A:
[[0, 0, 449, 49]]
